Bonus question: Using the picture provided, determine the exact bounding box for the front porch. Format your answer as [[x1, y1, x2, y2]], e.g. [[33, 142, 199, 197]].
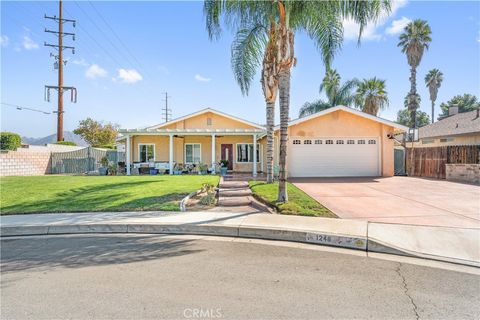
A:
[[119, 128, 266, 176]]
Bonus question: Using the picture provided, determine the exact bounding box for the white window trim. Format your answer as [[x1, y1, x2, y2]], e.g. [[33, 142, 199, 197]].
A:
[[138, 143, 156, 162], [235, 143, 261, 163], [184, 143, 202, 164]]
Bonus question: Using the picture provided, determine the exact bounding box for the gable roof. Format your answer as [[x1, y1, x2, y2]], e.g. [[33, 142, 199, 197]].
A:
[[419, 109, 480, 139], [147, 107, 265, 130], [279, 105, 409, 132]]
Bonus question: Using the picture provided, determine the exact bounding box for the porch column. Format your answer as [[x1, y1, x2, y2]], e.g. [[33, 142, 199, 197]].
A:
[[169, 134, 174, 175], [252, 134, 257, 177], [211, 134, 216, 173], [126, 135, 131, 175]]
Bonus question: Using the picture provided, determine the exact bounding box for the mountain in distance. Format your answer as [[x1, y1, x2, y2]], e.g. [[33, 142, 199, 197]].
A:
[[21, 131, 88, 146]]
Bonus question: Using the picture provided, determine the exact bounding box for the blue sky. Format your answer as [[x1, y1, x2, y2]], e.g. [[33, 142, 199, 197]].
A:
[[1, 0, 479, 138]]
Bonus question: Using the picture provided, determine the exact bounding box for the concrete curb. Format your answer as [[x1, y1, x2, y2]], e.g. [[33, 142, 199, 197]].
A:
[[3, 221, 476, 267]]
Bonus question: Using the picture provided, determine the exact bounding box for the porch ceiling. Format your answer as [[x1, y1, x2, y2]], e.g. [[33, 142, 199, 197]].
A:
[[118, 128, 266, 135]]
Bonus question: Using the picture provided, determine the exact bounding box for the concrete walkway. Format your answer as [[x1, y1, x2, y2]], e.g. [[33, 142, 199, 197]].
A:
[[292, 176, 480, 229], [1, 211, 479, 267]]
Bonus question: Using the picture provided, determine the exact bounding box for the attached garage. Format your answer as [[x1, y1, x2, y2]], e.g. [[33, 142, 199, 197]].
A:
[[280, 106, 409, 178], [288, 137, 379, 177]]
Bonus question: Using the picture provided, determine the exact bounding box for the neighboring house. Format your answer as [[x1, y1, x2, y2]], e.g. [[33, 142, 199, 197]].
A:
[[415, 108, 480, 147], [118, 106, 407, 177]]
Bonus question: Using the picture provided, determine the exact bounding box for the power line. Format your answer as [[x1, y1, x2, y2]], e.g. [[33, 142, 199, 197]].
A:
[[1, 102, 52, 115]]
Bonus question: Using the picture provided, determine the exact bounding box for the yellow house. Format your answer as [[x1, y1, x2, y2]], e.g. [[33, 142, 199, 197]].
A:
[[118, 106, 408, 177]]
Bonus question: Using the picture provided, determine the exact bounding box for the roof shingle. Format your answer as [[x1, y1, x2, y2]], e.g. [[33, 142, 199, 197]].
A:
[[419, 110, 480, 139]]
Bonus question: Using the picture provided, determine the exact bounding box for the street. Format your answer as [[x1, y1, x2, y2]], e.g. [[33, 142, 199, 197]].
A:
[[1, 234, 479, 319]]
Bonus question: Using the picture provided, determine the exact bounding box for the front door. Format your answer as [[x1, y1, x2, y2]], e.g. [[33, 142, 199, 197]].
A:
[[221, 144, 233, 170]]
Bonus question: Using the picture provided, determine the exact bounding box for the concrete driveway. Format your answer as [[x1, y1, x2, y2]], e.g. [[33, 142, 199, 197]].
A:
[[291, 177, 480, 229]]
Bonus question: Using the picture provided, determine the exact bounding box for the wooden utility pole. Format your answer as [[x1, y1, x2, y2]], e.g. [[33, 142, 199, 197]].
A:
[[44, 0, 77, 142]]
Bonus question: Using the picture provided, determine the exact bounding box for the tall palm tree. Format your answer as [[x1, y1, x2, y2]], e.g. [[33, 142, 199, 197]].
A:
[[424, 68, 443, 123], [354, 78, 389, 116], [299, 69, 358, 117], [204, 0, 390, 202], [398, 19, 432, 128]]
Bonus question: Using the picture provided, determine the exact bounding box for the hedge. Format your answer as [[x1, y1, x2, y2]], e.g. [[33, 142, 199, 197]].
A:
[[55, 141, 77, 146], [0, 132, 22, 151]]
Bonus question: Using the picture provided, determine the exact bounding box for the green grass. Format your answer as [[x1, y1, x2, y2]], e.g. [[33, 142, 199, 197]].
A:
[[0, 175, 220, 215], [249, 181, 336, 218]]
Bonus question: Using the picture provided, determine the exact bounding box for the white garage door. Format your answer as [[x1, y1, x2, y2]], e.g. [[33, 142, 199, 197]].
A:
[[288, 137, 380, 177]]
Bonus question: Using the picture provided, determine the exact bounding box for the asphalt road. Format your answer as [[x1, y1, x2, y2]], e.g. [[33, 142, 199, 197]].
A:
[[1, 234, 479, 320]]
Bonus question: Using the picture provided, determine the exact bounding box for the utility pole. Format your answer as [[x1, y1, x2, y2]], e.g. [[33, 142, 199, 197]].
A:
[[161, 92, 172, 122], [44, 0, 77, 142]]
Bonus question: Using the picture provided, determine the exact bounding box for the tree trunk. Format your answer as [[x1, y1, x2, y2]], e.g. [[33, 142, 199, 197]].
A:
[[277, 70, 290, 202], [409, 66, 417, 128], [431, 100, 435, 123], [266, 101, 275, 183]]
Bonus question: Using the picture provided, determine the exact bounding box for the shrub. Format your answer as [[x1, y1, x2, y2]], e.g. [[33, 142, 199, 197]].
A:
[[96, 144, 115, 149], [0, 132, 21, 151], [200, 193, 216, 206], [55, 141, 77, 146]]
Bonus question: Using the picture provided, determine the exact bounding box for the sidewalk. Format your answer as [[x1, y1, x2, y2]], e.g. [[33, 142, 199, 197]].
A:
[[1, 211, 479, 267]]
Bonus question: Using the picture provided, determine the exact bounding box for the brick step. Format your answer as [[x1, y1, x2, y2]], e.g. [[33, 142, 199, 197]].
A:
[[219, 189, 252, 197], [217, 197, 252, 207]]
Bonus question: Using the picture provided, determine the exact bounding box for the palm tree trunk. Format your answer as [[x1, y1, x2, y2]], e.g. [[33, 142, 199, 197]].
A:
[[266, 101, 275, 183], [409, 66, 417, 128], [431, 100, 435, 123], [277, 70, 290, 202]]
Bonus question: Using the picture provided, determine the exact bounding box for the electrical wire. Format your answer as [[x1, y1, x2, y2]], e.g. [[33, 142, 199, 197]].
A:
[[1, 102, 52, 115]]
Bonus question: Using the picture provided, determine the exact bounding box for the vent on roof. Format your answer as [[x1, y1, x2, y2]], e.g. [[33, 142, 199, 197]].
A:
[[449, 106, 459, 116]]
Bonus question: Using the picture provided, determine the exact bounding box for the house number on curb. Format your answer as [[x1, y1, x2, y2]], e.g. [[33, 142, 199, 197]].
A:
[[306, 233, 366, 250]]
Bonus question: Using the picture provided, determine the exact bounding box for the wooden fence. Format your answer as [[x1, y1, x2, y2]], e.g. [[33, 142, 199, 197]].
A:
[[406, 145, 480, 179]]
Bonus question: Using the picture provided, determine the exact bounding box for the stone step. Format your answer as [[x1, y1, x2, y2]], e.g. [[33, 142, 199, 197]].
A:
[[219, 181, 249, 189], [217, 197, 252, 207], [220, 189, 252, 197]]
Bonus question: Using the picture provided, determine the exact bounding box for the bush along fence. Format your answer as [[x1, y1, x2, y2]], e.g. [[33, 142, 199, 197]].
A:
[[406, 145, 480, 179]]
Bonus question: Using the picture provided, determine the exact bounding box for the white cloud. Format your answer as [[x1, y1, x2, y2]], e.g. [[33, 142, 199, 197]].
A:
[[73, 58, 89, 66], [114, 68, 143, 83], [386, 17, 412, 35], [343, 0, 409, 41], [22, 36, 39, 50], [194, 74, 211, 82], [0, 35, 9, 47], [85, 64, 108, 79]]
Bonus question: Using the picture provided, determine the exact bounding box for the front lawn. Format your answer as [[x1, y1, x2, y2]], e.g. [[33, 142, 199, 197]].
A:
[[249, 181, 336, 218], [0, 175, 219, 215]]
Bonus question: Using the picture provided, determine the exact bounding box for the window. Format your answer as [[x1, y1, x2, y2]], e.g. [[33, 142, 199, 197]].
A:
[[368, 140, 376, 144], [237, 144, 260, 163], [336, 140, 344, 144], [139, 144, 155, 162], [422, 139, 435, 145], [303, 139, 312, 145], [326, 139, 333, 144], [440, 138, 454, 143], [207, 118, 212, 126], [347, 140, 355, 144], [315, 140, 322, 145], [293, 139, 301, 145], [185, 144, 201, 163], [358, 140, 365, 144]]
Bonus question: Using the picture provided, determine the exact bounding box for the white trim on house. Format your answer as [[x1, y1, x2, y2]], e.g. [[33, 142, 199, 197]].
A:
[[118, 128, 265, 135], [235, 143, 261, 164], [146, 108, 266, 130], [138, 143, 156, 162], [184, 143, 202, 164], [276, 105, 409, 132]]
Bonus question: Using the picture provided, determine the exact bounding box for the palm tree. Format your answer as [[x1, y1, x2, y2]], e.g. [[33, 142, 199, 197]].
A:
[[204, 0, 390, 202], [424, 68, 443, 123], [354, 78, 389, 116], [398, 19, 432, 128], [299, 69, 358, 117]]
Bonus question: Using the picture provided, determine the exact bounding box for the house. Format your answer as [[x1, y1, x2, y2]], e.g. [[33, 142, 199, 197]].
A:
[[414, 108, 480, 147], [118, 106, 408, 177]]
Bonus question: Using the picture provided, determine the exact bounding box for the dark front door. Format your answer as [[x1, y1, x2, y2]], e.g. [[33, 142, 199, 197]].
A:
[[221, 144, 233, 170]]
